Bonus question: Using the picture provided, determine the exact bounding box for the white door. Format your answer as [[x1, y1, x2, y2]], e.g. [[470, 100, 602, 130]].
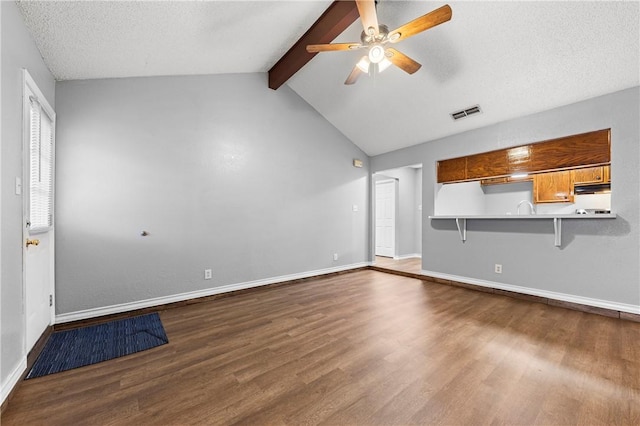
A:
[[23, 70, 55, 352], [24, 232, 53, 350], [375, 180, 396, 257]]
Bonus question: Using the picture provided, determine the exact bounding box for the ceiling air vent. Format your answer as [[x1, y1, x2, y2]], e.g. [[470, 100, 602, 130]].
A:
[[451, 105, 482, 121]]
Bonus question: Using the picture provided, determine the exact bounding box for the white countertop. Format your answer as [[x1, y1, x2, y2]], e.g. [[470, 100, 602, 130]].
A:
[[429, 213, 617, 219]]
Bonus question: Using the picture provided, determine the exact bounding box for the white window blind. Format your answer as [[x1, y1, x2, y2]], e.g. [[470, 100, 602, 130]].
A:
[[28, 96, 54, 231]]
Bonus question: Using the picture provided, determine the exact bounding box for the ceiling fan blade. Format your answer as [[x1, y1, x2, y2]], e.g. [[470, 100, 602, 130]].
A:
[[344, 66, 363, 85], [386, 48, 422, 74], [388, 4, 452, 43], [306, 43, 362, 53], [356, 0, 379, 37]]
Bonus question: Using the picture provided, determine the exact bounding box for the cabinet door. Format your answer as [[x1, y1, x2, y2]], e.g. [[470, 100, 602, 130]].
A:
[[573, 166, 605, 185], [528, 129, 610, 171], [533, 171, 574, 203], [466, 149, 509, 180], [437, 157, 467, 183]]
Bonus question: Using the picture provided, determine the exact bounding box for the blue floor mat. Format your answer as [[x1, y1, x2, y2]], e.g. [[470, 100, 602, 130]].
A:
[[27, 312, 169, 379]]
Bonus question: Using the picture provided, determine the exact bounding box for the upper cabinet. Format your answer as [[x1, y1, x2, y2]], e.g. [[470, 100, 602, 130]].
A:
[[531, 166, 611, 203], [533, 170, 574, 203], [573, 165, 610, 185], [466, 149, 511, 180], [437, 157, 467, 183], [436, 129, 611, 184]]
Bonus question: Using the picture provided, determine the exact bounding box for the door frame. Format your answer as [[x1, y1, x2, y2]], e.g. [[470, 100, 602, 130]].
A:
[[370, 165, 423, 264], [373, 178, 398, 259], [22, 69, 56, 353]]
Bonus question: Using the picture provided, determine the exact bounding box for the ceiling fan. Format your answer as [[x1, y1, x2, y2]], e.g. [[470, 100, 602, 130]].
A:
[[306, 1, 452, 85]]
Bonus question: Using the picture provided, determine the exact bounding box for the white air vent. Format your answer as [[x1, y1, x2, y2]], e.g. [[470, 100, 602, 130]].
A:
[[451, 105, 482, 121]]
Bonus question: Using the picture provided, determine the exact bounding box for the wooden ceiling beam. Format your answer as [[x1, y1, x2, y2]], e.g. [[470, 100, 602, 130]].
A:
[[268, 0, 360, 90]]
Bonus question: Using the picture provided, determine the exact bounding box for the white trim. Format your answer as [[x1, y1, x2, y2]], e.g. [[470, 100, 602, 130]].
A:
[[421, 269, 640, 315], [394, 253, 422, 260], [374, 178, 396, 184], [56, 262, 369, 324], [23, 70, 55, 118], [1, 357, 26, 405], [0, 3, 3, 406]]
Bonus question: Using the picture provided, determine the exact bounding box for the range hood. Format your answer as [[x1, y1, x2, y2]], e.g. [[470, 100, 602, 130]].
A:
[[575, 183, 611, 195]]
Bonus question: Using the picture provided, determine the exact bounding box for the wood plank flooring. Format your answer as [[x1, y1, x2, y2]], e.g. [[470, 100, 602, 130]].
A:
[[374, 256, 422, 275], [3, 270, 640, 425]]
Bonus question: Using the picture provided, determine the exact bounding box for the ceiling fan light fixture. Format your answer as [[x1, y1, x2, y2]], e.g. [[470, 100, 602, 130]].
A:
[[309, 3, 452, 86], [356, 56, 371, 73], [368, 44, 385, 63]]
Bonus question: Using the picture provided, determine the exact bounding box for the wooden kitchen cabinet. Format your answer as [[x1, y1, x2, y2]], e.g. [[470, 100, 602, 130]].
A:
[[437, 157, 466, 183], [436, 128, 610, 184], [533, 170, 574, 203], [466, 149, 510, 181], [573, 165, 609, 185], [527, 129, 610, 172]]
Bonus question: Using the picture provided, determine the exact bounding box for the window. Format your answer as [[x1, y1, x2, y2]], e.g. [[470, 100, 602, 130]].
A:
[[24, 70, 55, 233]]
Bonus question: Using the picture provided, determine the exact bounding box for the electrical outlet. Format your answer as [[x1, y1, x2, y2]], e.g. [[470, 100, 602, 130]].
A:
[[204, 269, 212, 280], [494, 264, 502, 274], [333, 253, 339, 261]]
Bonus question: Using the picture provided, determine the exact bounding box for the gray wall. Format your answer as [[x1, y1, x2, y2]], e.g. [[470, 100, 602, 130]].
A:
[[374, 166, 422, 257], [372, 87, 640, 309], [55, 74, 370, 315], [1, 1, 56, 395]]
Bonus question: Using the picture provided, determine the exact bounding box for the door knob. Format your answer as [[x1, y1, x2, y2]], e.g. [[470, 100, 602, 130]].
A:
[[26, 238, 40, 248]]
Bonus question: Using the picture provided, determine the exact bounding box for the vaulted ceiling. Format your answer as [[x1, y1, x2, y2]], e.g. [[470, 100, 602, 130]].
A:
[[16, 1, 640, 156]]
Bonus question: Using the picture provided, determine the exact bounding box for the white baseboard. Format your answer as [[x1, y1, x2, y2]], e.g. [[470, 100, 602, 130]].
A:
[[394, 253, 422, 260], [56, 262, 369, 324], [1, 357, 26, 405], [421, 269, 640, 315]]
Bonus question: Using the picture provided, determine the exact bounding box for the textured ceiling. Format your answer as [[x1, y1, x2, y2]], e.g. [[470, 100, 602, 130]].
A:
[[289, 1, 640, 155], [16, 0, 333, 80], [16, 1, 640, 156]]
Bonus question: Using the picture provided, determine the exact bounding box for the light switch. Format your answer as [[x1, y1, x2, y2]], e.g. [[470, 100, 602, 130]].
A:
[[352, 205, 358, 212], [15, 177, 22, 195], [418, 204, 422, 211]]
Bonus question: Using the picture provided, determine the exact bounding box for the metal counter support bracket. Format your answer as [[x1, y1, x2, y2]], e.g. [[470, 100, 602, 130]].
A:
[[456, 218, 467, 242], [430, 214, 616, 248], [554, 217, 562, 247]]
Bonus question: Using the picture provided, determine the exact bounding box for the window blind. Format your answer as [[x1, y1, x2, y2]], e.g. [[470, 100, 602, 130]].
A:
[[29, 96, 54, 231]]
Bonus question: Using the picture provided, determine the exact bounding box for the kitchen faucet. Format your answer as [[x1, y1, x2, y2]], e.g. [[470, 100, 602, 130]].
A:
[[517, 200, 536, 215]]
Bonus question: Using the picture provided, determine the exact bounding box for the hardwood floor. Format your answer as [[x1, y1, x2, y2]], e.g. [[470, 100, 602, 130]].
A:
[[3, 270, 640, 425], [373, 256, 422, 275]]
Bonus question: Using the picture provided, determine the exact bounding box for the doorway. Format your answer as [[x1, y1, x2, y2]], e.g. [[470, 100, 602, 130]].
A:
[[23, 70, 56, 352], [373, 165, 423, 272]]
